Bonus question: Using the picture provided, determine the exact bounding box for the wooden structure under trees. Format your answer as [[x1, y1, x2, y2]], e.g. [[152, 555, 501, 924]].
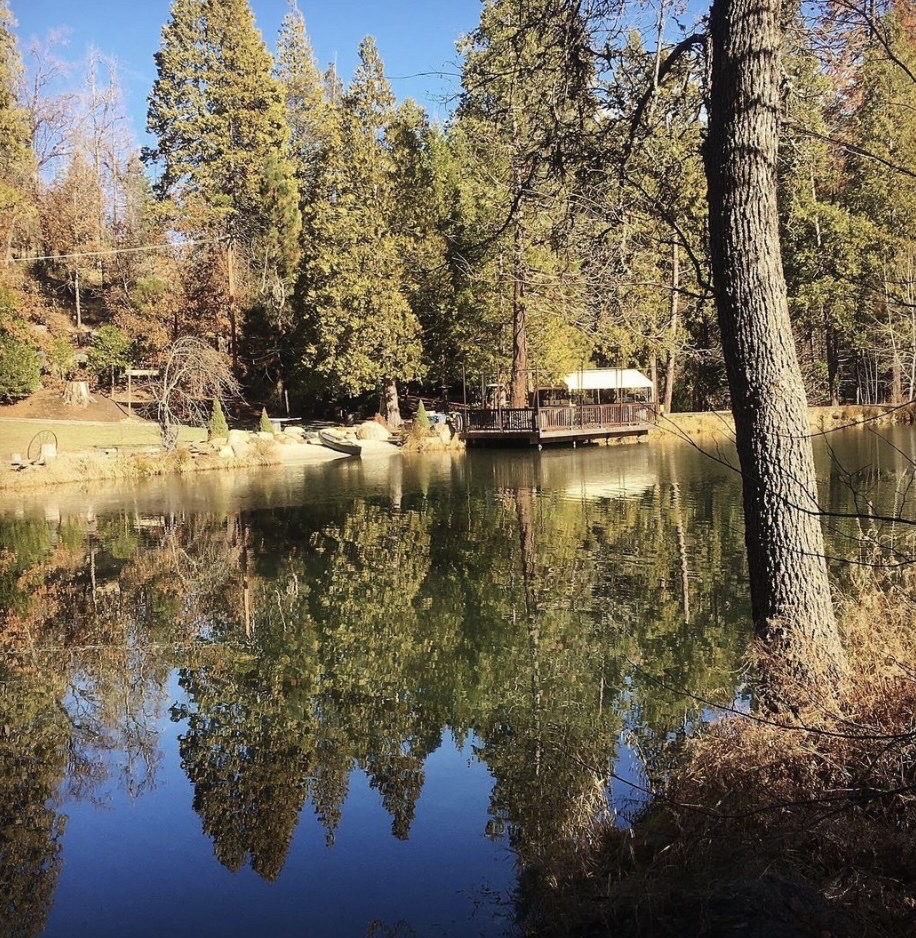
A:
[[458, 368, 656, 446]]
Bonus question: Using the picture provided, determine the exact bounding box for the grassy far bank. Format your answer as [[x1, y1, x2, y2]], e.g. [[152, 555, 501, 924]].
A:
[[648, 403, 913, 440], [0, 417, 205, 457]]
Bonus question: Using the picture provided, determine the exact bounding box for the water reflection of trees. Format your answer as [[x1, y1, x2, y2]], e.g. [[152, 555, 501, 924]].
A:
[[0, 455, 750, 930]]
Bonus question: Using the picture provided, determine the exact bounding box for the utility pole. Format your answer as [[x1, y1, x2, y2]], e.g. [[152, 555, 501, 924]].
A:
[[74, 268, 82, 331]]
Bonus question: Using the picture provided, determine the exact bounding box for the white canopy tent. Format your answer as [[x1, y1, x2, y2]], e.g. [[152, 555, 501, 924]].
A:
[[560, 368, 654, 403], [562, 368, 654, 392]]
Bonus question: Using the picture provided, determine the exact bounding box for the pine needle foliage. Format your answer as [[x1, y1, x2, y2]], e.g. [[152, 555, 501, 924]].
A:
[[208, 397, 229, 439]]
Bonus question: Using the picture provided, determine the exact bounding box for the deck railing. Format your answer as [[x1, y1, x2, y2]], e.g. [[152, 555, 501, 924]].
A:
[[462, 403, 654, 434]]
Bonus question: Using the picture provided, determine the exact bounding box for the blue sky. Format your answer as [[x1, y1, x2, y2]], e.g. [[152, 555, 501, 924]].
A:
[[11, 0, 481, 141]]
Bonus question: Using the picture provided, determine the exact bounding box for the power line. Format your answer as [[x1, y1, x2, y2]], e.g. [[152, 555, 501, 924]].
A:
[[10, 236, 228, 264]]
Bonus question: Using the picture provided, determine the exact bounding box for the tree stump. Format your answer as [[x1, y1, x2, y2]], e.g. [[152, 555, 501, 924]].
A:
[[63, 380, 91, 408]]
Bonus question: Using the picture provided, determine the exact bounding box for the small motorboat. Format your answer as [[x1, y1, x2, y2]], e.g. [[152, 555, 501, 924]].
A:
[[318, 429, 362, 457]]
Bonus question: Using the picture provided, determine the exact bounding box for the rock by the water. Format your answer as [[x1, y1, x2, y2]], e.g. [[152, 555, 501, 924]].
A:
[[356, 420, 390, 441], [434, 422, 452, 444], [228, 430, 251, 457], [217, 446, 234, 459]]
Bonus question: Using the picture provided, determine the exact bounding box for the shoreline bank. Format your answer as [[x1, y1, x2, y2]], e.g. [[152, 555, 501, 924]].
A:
[[0, 433, 405, 492], [648, 403, 911, 441], [1, 404, 909, 492]]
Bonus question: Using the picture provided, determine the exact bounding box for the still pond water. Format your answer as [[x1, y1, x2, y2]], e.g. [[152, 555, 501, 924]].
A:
[[1, 429, 914, 937]]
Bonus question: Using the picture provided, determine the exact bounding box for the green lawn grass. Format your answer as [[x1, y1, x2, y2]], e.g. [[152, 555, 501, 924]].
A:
[[0, 419, 206, 459]]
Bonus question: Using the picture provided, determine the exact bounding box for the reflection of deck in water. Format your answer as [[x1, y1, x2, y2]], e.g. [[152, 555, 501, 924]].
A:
[[459, 403, 655, 446]]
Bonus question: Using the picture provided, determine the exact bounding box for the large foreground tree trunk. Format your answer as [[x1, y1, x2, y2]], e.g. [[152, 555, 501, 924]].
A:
[[705, 0, 844, 702]]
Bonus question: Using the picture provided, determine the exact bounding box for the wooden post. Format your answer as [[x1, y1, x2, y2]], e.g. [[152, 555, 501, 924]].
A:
[[125, 368, 159, 419]]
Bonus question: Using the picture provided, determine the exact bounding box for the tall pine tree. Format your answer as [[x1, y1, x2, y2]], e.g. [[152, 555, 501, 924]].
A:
[[147, 0, 299, 371], [294, 37, 421, 426], [275, 1, 331, 190], [0, 0, 32, 261]]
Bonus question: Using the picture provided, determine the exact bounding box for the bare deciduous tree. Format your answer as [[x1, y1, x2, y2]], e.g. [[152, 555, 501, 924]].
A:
[[23, 32, 76, 178], [154, 337, 238, 450]]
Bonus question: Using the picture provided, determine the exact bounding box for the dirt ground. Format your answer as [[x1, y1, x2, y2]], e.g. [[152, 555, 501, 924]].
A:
[[0, 387, 134, 423]]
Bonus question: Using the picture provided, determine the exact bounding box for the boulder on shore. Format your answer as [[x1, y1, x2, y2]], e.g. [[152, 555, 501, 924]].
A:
[[356, 420, 390, 441], [228, 429, 252, 457]]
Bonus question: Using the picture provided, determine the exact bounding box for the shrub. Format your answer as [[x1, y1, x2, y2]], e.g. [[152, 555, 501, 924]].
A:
[[0, 284, 19, 321], [0, 332, 41, 401], [259, 406, 273, 433], [86, 325, 131, 379], [414, 400, 431, 432], [208, 397, 229, 440], [47, 338, 75, 381]]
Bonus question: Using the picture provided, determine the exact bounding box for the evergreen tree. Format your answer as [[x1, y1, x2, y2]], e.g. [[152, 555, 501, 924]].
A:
[[275, 1, 331, 188], [294, 38, 422, 426], [414, 399, 430, 432], [0, 0, 33, 260], [458, 0, 594, 403], [843, 10, 916, 402], [146, 0, 207, 204], [147, 0, 300, 375], [201, 0, 295, 244], [387, 101, 456, 389], [148, 0, 295, 238], [208, 397, 229, 439]]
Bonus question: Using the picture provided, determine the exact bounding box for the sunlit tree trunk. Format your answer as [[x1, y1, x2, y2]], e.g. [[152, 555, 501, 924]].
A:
[[510, 215, 530, 409], [705, 0, 844, 702], [664, 243, 680, 414], [510, 113, 529, 409], [385, 379, 402, 429]]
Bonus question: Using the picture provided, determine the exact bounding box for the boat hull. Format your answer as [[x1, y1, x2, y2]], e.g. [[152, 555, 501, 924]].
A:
[[318, 429, 362, 457]]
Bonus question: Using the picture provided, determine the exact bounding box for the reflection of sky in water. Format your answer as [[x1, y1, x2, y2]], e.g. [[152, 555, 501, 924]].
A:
[[46, 673, 512, 937], [1, 428, 913, 936]]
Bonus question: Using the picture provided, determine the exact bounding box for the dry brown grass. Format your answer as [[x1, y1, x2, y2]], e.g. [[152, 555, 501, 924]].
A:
[[650, 405, 906, 441], [0, 438, 281, 492], [526, 571, 916, 936]]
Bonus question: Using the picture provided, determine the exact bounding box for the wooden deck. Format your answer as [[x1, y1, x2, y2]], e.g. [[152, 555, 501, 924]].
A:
[[457, 403, 655, 446]]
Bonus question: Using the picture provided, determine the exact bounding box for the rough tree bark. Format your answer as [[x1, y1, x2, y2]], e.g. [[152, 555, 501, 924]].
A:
[[510, 111, 529, 409], [385, 379, 403, 430], [664, 243, 680, 414], [704, 0, 844, 701], [510, 205, 530, 408], [63, 380, 90, 408]]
